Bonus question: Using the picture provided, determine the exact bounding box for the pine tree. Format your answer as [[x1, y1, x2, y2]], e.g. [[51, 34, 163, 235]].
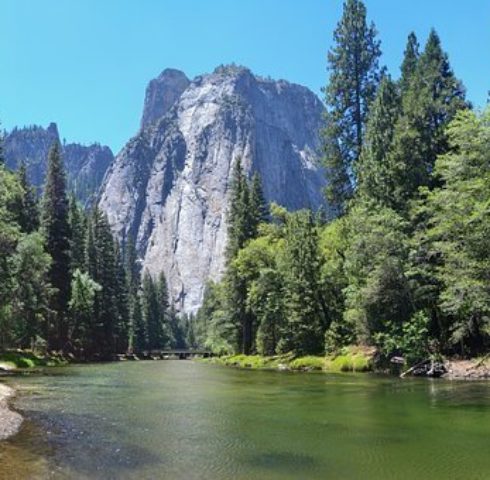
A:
[[17, 162, 39, 233], [226, 158, 251, 259], [253, 268, 284, 356], [323, 0, 382, 214], [132, 291, 147, 353], [68, 196, 86, 272], [391, 29, 467, 203], [400, 32, 420, 93], [114, 241, 130, 353], [141, 271, 162, 350], [356, 76, 401, 208], [156, 271, 171, 348], [41, 142, 72, 350], [93, 210, 119, 356], [225, 157, 255, 353], [249, 172, 268, 237], [124, 238, 140, 353], [82, 208, 121, 357]]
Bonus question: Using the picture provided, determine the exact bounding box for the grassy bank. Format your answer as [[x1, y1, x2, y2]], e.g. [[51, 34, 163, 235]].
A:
[[206, 346, 375, 373], [0, 350, 67, 370]]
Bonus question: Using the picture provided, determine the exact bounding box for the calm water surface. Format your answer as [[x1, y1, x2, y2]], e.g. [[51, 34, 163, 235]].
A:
[[1, 361, 490, 479]]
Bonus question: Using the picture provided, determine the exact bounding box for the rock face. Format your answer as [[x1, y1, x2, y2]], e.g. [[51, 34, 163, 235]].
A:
[[140, 69, 190, 128], [63, 143, 114, 204], [4, 123, 113, 204], [99, 65, 327, 313]]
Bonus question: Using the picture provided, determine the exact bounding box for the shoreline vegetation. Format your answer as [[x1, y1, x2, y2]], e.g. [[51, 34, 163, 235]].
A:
[[205, 349, 490, 380], [205, 346, 375, 373]]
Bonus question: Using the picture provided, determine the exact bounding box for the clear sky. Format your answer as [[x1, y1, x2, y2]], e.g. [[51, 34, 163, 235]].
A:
[[2, 0, 489, 153]]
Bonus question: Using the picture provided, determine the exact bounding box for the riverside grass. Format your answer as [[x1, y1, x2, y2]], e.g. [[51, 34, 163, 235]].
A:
[[0, 351, 67, 370], [207, 346, 375, 373]]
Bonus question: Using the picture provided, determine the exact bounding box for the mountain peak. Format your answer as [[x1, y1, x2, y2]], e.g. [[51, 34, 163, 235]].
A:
[[140, 68, 190, 128]]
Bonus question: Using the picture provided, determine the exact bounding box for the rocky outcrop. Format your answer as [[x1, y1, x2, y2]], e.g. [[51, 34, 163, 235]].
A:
[[99, 65, 327, 313], [140, 69, 190, 128], [4, 123, 113, 204], [63, 143, 114, 205], [4, 123, 60, 189]]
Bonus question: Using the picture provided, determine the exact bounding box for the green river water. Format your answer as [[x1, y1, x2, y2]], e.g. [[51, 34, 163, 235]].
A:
[[1, 361, 490, 479]]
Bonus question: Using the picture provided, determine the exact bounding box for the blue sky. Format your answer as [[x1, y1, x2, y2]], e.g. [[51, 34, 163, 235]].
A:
[[2, 0, 489, 152]]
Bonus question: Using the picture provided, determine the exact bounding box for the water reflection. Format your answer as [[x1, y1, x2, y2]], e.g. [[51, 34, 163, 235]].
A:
[[1, 362, 490, 480]]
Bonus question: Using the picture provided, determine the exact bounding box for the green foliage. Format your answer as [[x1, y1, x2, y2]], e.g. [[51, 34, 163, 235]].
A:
[[11, 232, 53, 348], [356, 76, 401, 208], [69, 269, 101, 353], [16, 162, 39, 233], [0, 350, 66, 369], [41, 141, 72, 349], [399, 32, 420, 93], [278, 210, 326, 355], [373, 311, 430, 365], [196, 282, 235, 355], [423, 109, 490, 353], [323, 0, 382, 214], [390, 29, 468, 207], [342, 199, 412, 344], [289, 356, 325, 371]]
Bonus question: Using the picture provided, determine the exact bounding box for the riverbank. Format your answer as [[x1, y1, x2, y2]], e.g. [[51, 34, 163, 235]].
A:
[[0, 350, 67, 371], [0, 383, 23, 440], [206, 349, 490, 380], [443, 357, 490, 380], [206, 346, 376, 373]]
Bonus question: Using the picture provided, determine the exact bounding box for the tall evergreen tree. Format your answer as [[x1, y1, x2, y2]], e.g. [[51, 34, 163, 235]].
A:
[[141, 271, 163, 350], [41, 142, 72, 350], [226, 158, 251, 260], [17, 162, 39, 233], [391, 29, 467, 203], [124, 238, 140, 353], [225, 158, 255, 353], [356, 76, 401, 208], [114, 241, 130, 353], [323, 0, 382, 214], [132, 291, 146, 353], [400, 32, 420, 93], [249, 172, 268, 237], [156, 271, 171, 347], [68, 196, 86, 272], [93, 210, 119, 356]]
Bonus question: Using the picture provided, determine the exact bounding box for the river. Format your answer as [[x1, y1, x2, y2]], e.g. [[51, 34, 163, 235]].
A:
[[1, 361, 490, 479]]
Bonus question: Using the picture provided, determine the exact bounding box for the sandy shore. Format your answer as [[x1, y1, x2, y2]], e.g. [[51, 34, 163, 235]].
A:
[[0, 383, 23, 440]]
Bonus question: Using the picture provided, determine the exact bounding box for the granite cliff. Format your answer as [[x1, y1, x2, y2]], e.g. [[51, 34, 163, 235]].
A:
[[4, 123, 113, 204], [99, 65, 327, 313]]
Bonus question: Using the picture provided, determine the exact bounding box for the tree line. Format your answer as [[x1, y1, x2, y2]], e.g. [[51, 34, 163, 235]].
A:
[[0, 143, 191, 358], [195, 0, 489, 363]]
